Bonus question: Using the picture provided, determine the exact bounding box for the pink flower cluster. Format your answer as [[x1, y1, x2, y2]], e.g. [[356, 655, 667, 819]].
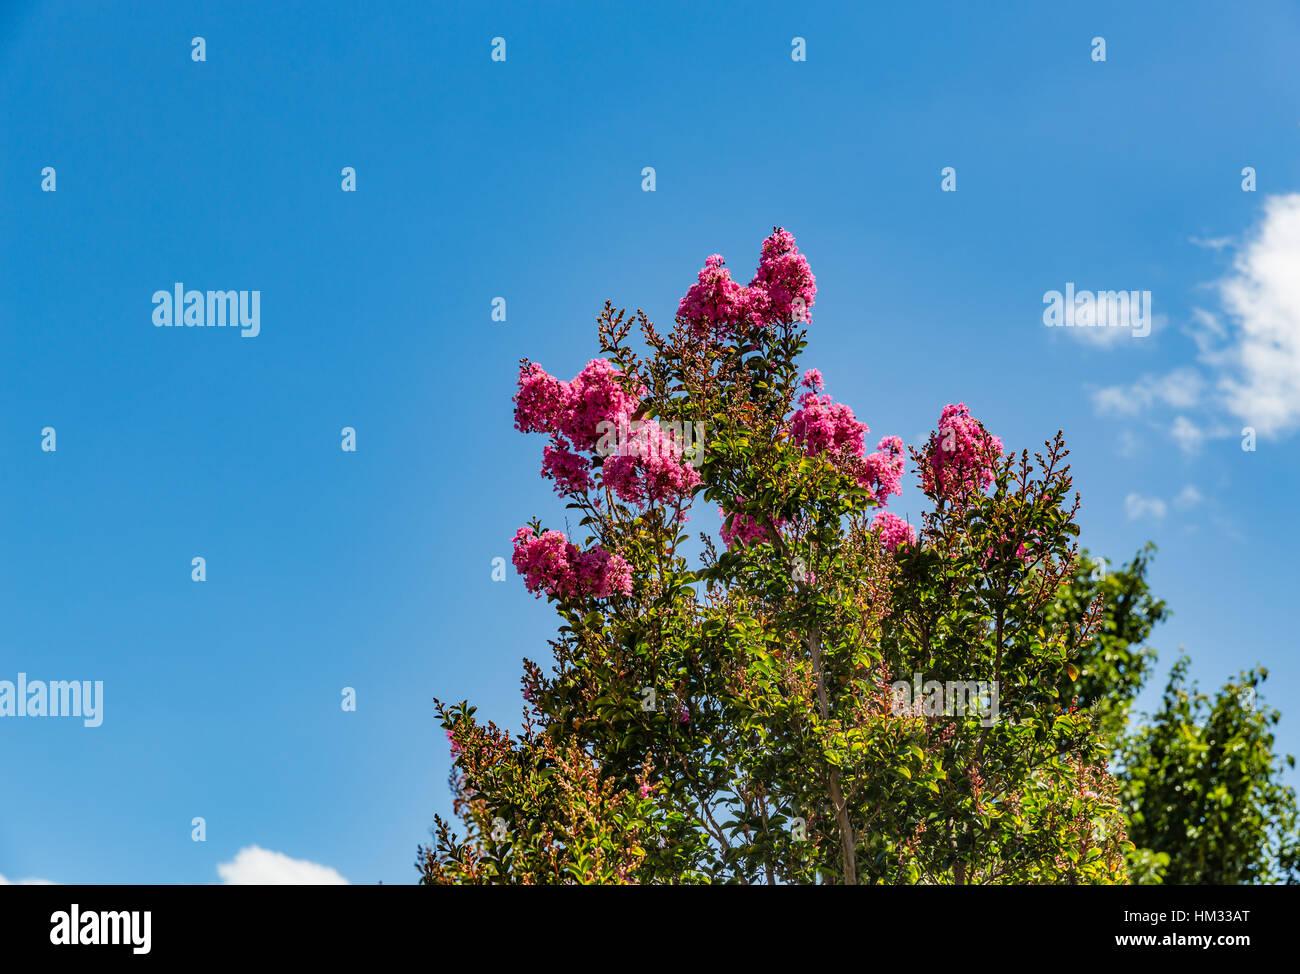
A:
[[541, 442, 593, 495], [511, 527, 634, 600], [515, 359, 641, 453], [601, 420, 702, 505], [872, 512, 917, 552], [921, 403, 1003, 498], [718, 501, 784, 550], [514, 362, 569, 435], [677, 255, 751, 330], [788, 380, 907, 509], [513, 359, 698, 507], [751, 228, 817, 322], [561, 359, 641, 452], [860, 435, 905, 505], [788, 389, 869, 458], [677, 228, 816, 336]]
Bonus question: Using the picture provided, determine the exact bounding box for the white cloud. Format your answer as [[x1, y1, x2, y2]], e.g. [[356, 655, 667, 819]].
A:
[[1184, 308, 1228, 357], [1170, 415, 1204, 454], [1069, 325, 1132, 348], [1122, 486, 1203, 523], [1173, 485, 1204, 510], [216, 846, 348, 885], [1064, 312, 1165, 347], [1089, 194, 1300, 446], [1092, 368, 1206, 417], [0, 873, 54, 885], [1189, 235, 1232, 251], [1214, 193, 1300, 436], [1125, 493, 1167, 521]]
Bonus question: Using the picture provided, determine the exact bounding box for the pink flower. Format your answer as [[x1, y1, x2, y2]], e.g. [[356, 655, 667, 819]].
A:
[[676, 229, 816, 335], [860, 435, 905, 505], [639, 782, 653, 798], [600, 419, 701, 506], [719, 501, 784, 550], [541, 440, 593, 495], [558, 359, 642, 453], [678, 706, 690, 724], [922, 403, 1003, 499], [788, 390, 868, 459], [516, 359, 657, 503], [980, 532, 1035, 569], [872, 512, 916, 552], [446, 728, 461, 757], [513, 362, 569, 435], [511, 527, 574, 597], [678, 255, 751, 335], [787, 377, 908, 505], [573, 545, 634, 598], [511, 527, 633, 600], [748, 228, 816, 324]]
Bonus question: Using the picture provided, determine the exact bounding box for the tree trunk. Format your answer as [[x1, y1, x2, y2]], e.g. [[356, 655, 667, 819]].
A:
[[808, 625, 857, 884]]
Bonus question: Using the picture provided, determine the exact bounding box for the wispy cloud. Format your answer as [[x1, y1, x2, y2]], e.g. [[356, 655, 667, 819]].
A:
[[1170, 416, 1205, 454], [1173, 485, 1204, 510], [1116, 429, 1142, 458], [1092, 367, 1206, 417], [1124, 485, 1204, 523], [1125, 493, 1168, 521], [1062, 313, 1165, 348]]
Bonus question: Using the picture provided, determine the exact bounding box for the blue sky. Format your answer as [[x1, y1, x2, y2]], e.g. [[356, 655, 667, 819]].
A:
[[2, 0, 1299, 884]]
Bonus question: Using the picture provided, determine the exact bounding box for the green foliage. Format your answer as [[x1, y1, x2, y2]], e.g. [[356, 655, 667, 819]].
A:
[[1049, 544, 1165, 749], [1121, 658, 1300, 885], [868, 442, 1129, 884], [418, 297, 1132, 884], [1055, 547, 1300, 885]]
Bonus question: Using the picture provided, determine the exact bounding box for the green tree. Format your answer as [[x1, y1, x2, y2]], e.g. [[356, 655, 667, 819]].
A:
[[1048, 545, 1166, 749], [418, 231, 1129, 884], [1054, 545, 1300, 884], [1121, 658, 1300, 885]]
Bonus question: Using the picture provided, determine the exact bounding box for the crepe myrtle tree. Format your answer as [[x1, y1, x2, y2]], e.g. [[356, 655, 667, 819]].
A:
[[418, 230, 1130, 884]]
